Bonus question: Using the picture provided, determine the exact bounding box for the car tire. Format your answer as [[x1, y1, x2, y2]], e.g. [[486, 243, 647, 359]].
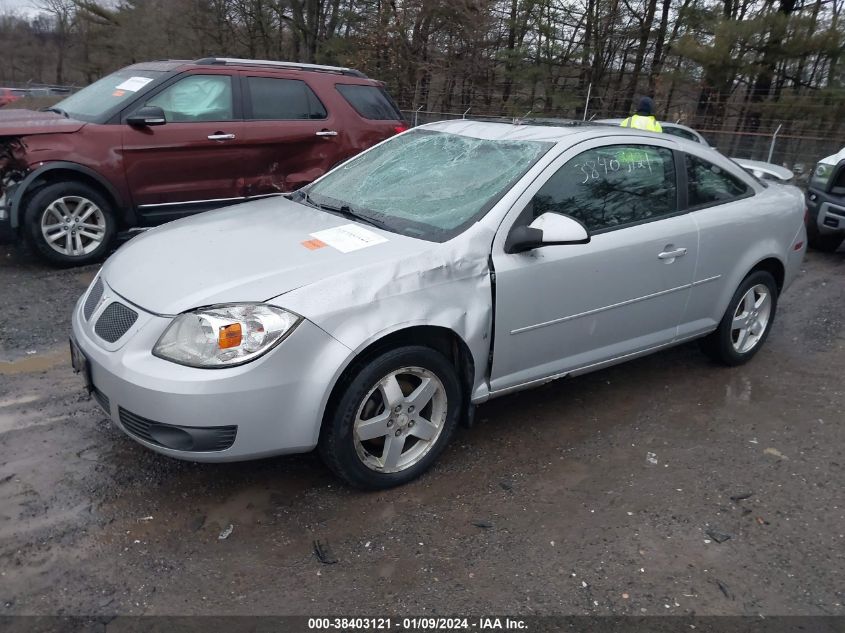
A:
[[23, 181, 116, 266], [699, 270, 778, 366], [319, 346, 463, 489], [806, 218, 843, 253]]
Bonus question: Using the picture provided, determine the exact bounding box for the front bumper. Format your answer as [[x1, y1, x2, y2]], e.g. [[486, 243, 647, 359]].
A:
[[0, 216, 14, 243], [0, 199, 16, 244], [806, 190, 845, 236], [71, 279, 352, 462], [0, 178, 21, 243]]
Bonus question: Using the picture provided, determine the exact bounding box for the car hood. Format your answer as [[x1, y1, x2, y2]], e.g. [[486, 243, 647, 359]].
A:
[[0, 109, 86, 135], [102, 196, 433, 315], [819, 147, 845, 167]]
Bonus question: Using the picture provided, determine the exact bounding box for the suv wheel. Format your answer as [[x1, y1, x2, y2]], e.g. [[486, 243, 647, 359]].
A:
[[699, 270, 778, 366], [319, 346, 462, 489], [24, 181, 116, 266]]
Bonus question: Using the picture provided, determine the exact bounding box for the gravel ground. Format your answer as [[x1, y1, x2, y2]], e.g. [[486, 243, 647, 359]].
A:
[[0, 243, 843, 617]]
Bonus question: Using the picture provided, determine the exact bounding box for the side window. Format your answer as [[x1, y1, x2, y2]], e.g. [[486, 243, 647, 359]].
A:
[[686, 154, 750, 207], [336, 84, 402, 120], [146, 75, 233, 122], [532, 145, 677, 233], [246, 77, 327, 120]]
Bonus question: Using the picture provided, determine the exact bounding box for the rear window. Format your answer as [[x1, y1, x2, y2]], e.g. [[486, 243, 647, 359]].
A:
[[336, 84, 402, 120], [247, 77, 327, 120], [686, 154, 750, 207]]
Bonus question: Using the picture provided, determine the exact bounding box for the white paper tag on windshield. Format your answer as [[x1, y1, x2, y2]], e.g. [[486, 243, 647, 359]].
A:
[[115, 76, 154, 92], [310, 224, 387, 253]]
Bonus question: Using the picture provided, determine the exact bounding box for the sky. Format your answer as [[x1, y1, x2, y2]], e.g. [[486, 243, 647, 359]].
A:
[[0, 0, 45, 17]]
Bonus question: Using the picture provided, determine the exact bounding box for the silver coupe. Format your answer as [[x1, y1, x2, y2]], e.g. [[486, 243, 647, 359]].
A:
[[71, 120, 807, 488]]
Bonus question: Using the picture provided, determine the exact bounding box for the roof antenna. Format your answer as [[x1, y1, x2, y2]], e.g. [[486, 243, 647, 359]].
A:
[[462, 107, 471, 119]]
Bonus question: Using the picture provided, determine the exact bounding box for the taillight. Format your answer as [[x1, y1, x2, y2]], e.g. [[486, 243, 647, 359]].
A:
[[393, 124, 409, 134]]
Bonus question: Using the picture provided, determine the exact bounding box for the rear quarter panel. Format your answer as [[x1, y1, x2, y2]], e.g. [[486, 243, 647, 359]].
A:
[[680, 183, 805, 337]]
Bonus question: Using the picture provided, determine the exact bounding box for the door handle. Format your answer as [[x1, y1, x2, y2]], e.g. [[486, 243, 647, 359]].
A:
[[208, 133, 236, 141], [315, 130, 338, 137], [658, 247, 688, 260]]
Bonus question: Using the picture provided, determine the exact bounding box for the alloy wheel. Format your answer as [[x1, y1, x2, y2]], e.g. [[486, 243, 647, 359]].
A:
[[353, 366, 448, 473], [40, 196, 107, 257], [731, 284, 772, 354]]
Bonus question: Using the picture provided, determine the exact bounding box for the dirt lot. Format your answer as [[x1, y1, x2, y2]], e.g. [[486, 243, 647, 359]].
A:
[[0, 243, 843, 617]]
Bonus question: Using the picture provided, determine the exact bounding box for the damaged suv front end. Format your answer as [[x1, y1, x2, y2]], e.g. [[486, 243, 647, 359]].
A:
[[0, 136, 28, 243]]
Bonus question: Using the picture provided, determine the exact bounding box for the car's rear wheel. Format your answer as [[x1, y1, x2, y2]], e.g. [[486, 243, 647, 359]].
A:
[[699, 270, 778, 366], [319, 346, 462, 489], [24, 181, 116, 266], [806, 218, 843, 252]]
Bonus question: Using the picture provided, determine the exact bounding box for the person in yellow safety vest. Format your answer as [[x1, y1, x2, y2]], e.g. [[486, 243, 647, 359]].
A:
[[620, 97, 663, 133]]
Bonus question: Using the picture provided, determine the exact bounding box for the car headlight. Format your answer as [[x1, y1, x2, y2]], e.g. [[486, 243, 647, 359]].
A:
[[153, 304, 301, 368]]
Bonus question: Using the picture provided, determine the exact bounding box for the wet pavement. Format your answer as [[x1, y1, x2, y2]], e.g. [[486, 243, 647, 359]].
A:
[[0, 244, 843, 616]]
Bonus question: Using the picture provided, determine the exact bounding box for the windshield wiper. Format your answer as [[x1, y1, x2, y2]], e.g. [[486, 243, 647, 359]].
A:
[[42, 107, 69, 118], [301, 192, 388, 230]]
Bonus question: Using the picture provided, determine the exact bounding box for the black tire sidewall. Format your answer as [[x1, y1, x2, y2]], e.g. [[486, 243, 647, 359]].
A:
[[320, 346, 463, 489], [23, 181, 116, 266], [712, 270, 778, 366]]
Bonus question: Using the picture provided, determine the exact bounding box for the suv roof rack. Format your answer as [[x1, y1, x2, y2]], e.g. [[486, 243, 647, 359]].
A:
[[194, 57, 368, 78]]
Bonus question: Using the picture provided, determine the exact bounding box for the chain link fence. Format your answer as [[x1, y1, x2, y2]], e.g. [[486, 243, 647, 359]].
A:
[[699, 129, 842, 182], [401, 110, 844, 183]]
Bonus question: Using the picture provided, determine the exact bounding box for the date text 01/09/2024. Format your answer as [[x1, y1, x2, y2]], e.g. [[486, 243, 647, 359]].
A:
[[307, 617, 528, 630]]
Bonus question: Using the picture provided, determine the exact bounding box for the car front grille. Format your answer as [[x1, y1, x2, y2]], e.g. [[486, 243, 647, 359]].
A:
[[118, 408, 237, 452], [83, 277, 104, 321], [94, 302, 138, 343]]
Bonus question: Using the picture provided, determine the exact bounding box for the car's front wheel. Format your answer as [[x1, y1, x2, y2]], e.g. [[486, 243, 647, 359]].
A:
[[699, 270, 778, 366], [319, 346, 462, 489], [24, 181, 116, 266]]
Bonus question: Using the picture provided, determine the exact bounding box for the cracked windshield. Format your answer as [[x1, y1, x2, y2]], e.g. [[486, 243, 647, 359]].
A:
[[307, 129, 553, 240]]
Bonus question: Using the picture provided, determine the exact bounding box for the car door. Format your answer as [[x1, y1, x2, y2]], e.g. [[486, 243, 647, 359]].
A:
[[238, 73, 343, 195], [489, 138, 699, 393], [121, 72, 248, 222]]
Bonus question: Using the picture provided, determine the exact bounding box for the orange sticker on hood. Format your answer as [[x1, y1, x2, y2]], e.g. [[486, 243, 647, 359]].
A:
[[302, 238, 327, 250]]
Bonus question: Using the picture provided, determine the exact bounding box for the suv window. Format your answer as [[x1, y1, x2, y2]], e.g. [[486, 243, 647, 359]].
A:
[[247, 77, 326, 120], [147, 75, 234, 122], [532, 145, 677, 232], [336, 84, 402, 120], [686, 154, 750, 207]]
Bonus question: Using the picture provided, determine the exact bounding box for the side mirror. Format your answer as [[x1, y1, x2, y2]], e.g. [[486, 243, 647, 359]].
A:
[[127, 106, 167, 127], [505, 212, 590, 254]]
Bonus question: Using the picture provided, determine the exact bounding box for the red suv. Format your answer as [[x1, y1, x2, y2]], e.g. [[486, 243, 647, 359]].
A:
[[0, 58, 407, 265]]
